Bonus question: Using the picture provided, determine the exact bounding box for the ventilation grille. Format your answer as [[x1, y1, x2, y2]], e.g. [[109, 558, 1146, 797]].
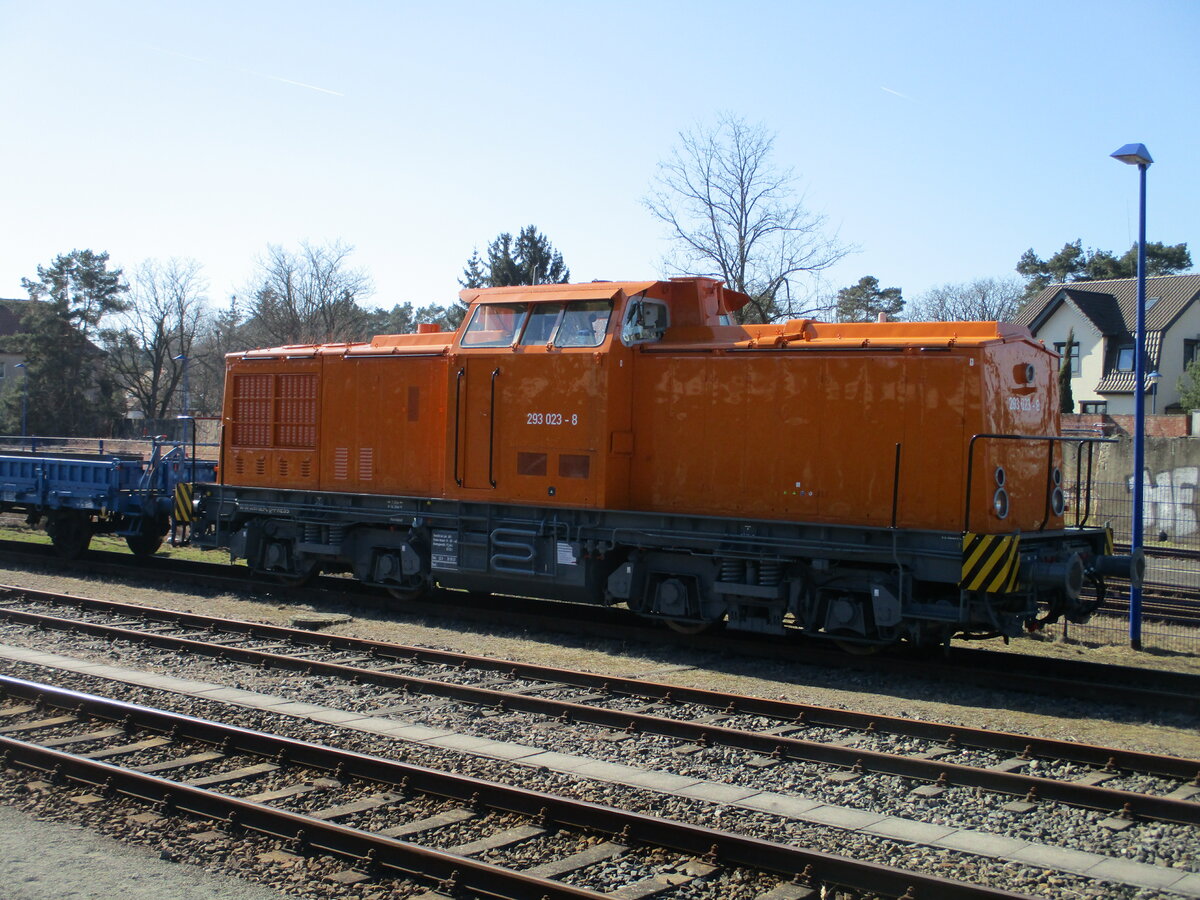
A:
[[230, 371, 318, 449]]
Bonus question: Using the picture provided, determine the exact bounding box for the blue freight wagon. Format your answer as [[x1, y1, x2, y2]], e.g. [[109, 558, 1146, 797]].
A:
[[0, 439, 216, 558]]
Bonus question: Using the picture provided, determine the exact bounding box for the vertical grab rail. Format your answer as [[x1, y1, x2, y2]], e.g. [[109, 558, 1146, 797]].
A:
[[890, 443, 902, 528], [488, 368, 500, 488], [453, 368, 465, 486]]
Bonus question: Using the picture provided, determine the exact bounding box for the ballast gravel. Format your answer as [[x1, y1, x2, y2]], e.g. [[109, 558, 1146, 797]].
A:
[[2, 615, 1196, 878], [0, 655, 1182, 900], [0, 562, 1197, 900]]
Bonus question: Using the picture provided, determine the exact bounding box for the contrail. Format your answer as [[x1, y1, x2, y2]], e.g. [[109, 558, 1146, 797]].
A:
[[253, 71, 343, 96], [880, 86, 912, 101], [149, 45, 343, 97]]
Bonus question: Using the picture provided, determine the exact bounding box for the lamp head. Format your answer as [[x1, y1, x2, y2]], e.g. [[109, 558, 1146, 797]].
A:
[[1111, 143, 1153, 167]]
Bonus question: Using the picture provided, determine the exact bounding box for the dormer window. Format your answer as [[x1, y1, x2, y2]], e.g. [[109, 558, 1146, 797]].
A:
[[1115, 345, 1135, 371], [1053, 341, 1080, 376]]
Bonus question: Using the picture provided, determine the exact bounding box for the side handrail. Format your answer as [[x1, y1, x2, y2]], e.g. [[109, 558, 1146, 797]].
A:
[[453, 368, 465, 487], [488, 367, 500, 488], [964, 433, 1114, 533]]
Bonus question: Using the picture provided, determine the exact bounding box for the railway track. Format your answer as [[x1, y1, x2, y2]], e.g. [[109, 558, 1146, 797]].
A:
[[0, 539, 1196, 714], [0, 584, 1197, 831], [1100, 544, 1200, 627], [0, 674, 1030, 900]]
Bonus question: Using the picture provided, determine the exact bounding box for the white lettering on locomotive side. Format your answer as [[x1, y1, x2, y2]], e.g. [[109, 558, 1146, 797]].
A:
[[526, 412, 579, 426], [1006, 396, 1041, 413]]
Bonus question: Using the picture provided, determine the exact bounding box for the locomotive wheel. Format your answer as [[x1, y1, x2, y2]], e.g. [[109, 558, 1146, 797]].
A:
[[832, 638, 881, 656], [386, 582, 430, 602], [47, 512, 92, 560], [273, 561, 320, 587], [665, 618, 724, 635]]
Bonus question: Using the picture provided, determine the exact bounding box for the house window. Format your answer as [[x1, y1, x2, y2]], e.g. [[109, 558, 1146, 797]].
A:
[[1115, 345, 1135, 371], [1053, 341, 1081, 376], [1081, 401, 1108, 414], [1185, 339, 1199, 370]]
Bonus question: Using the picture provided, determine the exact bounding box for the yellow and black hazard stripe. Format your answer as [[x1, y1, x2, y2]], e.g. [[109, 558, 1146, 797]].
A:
[[961, 532, 1021, 594], [173, 483, 194, 523]]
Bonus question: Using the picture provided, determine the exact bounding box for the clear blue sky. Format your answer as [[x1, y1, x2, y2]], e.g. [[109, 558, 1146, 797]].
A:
[[1, 1, 1196, 316]]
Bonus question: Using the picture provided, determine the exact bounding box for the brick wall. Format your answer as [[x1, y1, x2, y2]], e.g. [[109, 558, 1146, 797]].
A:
[[1062, 413, 1191, 438]]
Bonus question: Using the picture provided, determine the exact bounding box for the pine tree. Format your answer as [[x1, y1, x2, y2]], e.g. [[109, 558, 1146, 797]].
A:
[[460, 226, 570, 289], [1059, 328, 1075, 414], [834, 276, 904, 322], [17, 250, 129, 435]]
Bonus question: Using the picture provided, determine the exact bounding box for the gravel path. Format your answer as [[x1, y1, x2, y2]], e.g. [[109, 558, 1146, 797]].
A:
[[0, 804, 288, 900]]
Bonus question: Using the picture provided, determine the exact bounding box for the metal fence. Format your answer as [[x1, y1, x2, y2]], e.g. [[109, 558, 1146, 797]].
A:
[[1059, 478, 1200, 653]]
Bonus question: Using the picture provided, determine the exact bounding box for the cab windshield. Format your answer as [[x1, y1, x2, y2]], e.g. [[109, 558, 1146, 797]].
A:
[[462, 299, 612, 348]]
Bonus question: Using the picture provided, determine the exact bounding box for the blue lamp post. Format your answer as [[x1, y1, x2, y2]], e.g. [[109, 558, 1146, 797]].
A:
[[173, 353, 190, 417], [1110, 142, 1152, 651], [13, 362, 26, 440]]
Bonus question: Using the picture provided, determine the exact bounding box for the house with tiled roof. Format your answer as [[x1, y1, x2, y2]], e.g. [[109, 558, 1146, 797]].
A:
[[1014, 273, 1200, 416]]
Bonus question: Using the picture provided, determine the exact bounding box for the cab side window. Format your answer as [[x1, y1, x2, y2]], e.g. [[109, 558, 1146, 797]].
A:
[[557, 299, 613, 347], [620, 298, 669, 345], [461, 303, 528, 347]]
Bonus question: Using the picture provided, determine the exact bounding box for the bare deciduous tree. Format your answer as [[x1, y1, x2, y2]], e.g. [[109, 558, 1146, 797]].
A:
[[644, 113, 851, 323], [906, 277, 1024, 322], [101, 258, 206, 424], [189, 294, 244, 417], [244, 241, 373, 346]]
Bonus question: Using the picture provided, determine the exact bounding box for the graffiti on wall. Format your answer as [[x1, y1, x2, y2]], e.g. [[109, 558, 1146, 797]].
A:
[[1127, 466, 1199, 538]]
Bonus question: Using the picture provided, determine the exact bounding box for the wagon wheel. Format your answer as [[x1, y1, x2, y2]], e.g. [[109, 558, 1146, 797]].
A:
[[126, 517, 166, 558], [47, 512, 92, 560], [126, 531, 164, 558]]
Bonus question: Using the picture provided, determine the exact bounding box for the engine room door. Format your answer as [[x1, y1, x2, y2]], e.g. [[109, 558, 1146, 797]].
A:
[[458, 357, 502, 491]]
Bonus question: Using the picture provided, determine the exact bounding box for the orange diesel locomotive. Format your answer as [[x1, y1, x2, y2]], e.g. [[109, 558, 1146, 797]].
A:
[[194, 277, 1138, 647]]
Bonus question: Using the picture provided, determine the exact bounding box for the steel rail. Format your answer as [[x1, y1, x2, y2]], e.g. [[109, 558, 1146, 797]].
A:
[[0, 675, 1031, 900], [0, 543, 1195, 713], [2, 584, 1195, 781], [2, 602, 1197, 826]]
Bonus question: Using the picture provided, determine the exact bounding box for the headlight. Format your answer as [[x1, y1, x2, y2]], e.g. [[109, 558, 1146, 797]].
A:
[[993, 487, 1010, 519], [994, 466, 1006, 487]]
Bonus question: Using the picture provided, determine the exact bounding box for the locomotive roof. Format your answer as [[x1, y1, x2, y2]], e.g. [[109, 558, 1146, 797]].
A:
[[459, 277, 753, 317], [457, 280, 661, 305]]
